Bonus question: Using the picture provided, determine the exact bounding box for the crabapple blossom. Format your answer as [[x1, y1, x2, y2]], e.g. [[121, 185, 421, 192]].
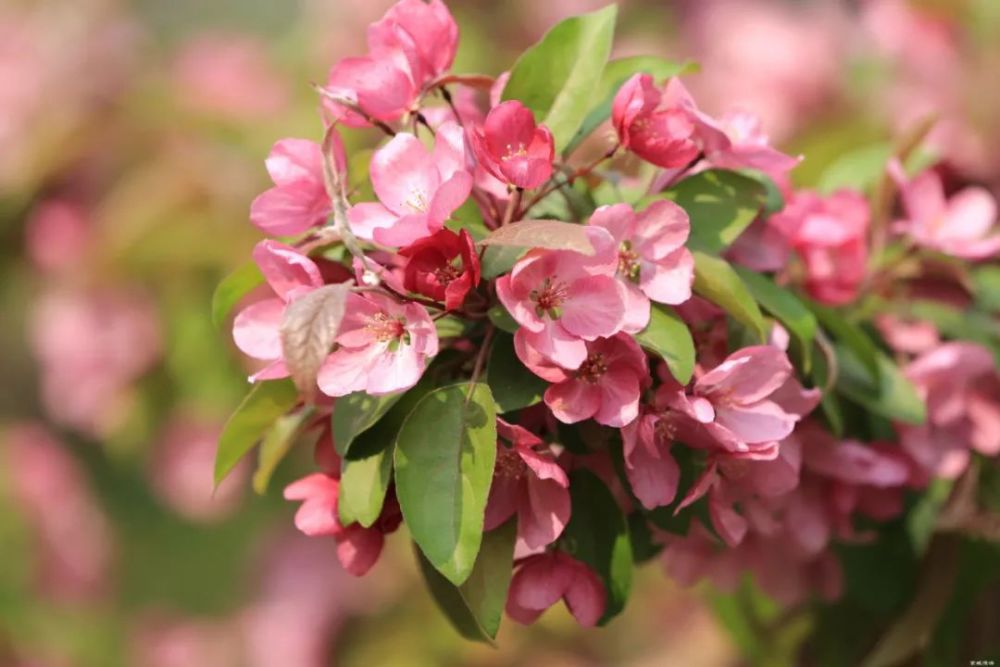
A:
[[484, 419, 570, 550], [470, 101, 555, 190], [496, 227, 627, 370], [348, 121, 472, 246], [506, 552, 606, 627], [541, 334, 649, 428], [588, 200, 694, 332], [612, 73, 699, 169], [250, 135, 345, 237], [369, 0, 458, 81], [704, 110, 801, 183], [770, 189, 870, 305], [316, 291, 438, 397], [399, 228, 480, 310], [889, 160, 1000, 259], [232, 240, 325, 381]]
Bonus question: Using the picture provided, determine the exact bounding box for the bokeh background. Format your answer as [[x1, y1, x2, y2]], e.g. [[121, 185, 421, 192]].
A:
[[2, 0, 999, 665]]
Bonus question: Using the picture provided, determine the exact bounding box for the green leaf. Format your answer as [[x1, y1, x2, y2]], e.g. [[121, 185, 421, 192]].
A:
[[252, 409, 313, 494], [480, 245, 526, 280], [835, 345, 927, 425], [735, 267, 817, 371], [563, 56, 698, 156], [214, 379, 299, 487], [435, 315, 475, 339], [658, 170, 766, 254], [502, 5, 618, 152], [973, 265, 1000, 312], [737, 168, 786, 214], [395, 383, 498, 585], [808, 302, 880, 380], [339, 380, 438, 527], [561, 468, 633, 624], [211, 261, 263, 330], [816, 143, 892, 194], [692, 251, 768, 341], [486, 304, 519, 334], [487, 331, 546, 413], [331, 391, 403, 457], [414, 518, 516, 643], [633, 303, 695, 384], [445, 198, 489, 241]]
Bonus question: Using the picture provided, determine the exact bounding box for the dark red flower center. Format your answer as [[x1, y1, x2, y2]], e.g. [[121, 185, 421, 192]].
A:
[[578, 352, 608, 384], [530, 277, 569, 319], [494, 446, 527, 481], [366, 312, 407, 345]]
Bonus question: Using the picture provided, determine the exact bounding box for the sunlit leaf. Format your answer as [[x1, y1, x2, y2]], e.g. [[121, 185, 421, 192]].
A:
[[692, 251, 768, 342], [634, 303, 695, 384], [661, 169, 767, 254], [478, 219, 594, 255], [487, 331, 546, 413], [211, 261, 263, 330], [735, 268, 816, 371], [252, 409, 313, 494], [214, 379, 299, 487]]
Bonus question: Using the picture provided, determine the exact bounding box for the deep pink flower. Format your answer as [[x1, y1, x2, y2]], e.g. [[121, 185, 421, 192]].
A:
[[249, 135, 346, 237], [900, 342, 1000, 478], [542, 334, 648, 428], [484, 419, 570, 550], [232, 240, 325, 382], [890, 161, 1000, 259], [325, 54, 420, 128], [368, 0, 458, 82], [470, 101, 554, 190], [588, 200, 694, 332], [621, 411, 681, 510], [399, 228, 480, 310], [283, 473, 402, 576], [348, 121, 472, 246], [496, 227, 627, 370], [316, 291, 438, 397], [771, 189, 870, 305], [25, 199, 89, 273], [506, 552, 606, 627]]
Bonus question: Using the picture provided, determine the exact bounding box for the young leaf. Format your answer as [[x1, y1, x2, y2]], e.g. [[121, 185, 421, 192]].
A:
[[735, 267, 817, 371], [331, 391, 403, 456], [692, 251, 768, 342], [502, 5, 618, 152], [211, 261, 263, 330], [634, 303, 695, 384], [487, 331, 546, 413], [252, 409, 313, 494], [480, 245, 527, 280], [279, 283, 351, 400], [414, 519, 516, 643], [561, 468, 633, 624], [563, 56, 698, 156], [395, 383, 498, 585], [478, 219, 595, 255], [214, 379, 299, 487], [835, 345, 927, 425], [486, 304, 519, 334], [661, 170, 767, 254]]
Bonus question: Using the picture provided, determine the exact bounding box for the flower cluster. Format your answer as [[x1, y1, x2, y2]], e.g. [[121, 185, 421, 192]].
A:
[[219, 0, 1000, 638]]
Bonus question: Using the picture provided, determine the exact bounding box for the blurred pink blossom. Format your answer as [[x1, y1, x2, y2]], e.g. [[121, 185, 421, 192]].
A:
[[25, 199, 90, 274]]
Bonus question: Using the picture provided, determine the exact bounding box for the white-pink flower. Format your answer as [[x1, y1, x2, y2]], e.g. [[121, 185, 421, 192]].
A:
[[347, 121, 472, 246], [496, 227, 627, 370], [588, 200, 694, 333], [316, 291, 438, 397], [232, 240, 325, 382]]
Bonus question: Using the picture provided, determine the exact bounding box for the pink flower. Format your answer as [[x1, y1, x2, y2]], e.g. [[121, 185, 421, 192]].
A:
[[470, 101, 554, 190], [232, 240, 325, 382], [542, 334, 648, 428], [283, 473, 401, 576], [317, 291, 438, 397], [347, 122, 472, 246], [368, 0, 457, 81], [496, 227, 627, 370], [899, 342, 1000, 479], [890, 161, 1000, 259], [621, 412, 680, 510], [506, 552, 606, 627], [612, 75, 728, 169], [484, 419, 570, 550], [771, 189, 870, 305], [588, 200, 694, 332], [705, 111, 801, 183], [658, 346, 814, 455], [399, 228, 480, 310], [25, 199, 89, 274], [250, 135, 346, 237]]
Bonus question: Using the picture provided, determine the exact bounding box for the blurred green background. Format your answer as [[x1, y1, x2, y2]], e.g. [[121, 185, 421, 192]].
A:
[[1, 0, 998, 664]]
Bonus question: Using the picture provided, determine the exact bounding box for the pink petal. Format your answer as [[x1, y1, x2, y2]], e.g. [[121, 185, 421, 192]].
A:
[[265, 138, 324, 187], [622, 415, 679, 509], [594, 366, 642, 428], [507, 554, 571, 612], [561, 276, 627, 339], [317, 346, 379, 397], [232, 298, 284, 360], [427, 171, 473, 225], [250, 183, 329, 237], [516, 324, 588, 371], [518, 446, 569, 486], [714, 400, 796, 444], [709, 491, 747, 547], [639, 247, 694, 305], [696, 346, 792, 404], [347, 202, 399, 242], [370, 133, 440, 217], [544, 378, 601, 424], [484, 474, 520, 531], [371, 213, 437, 247], [364, 345, 425, 395], [633, 200, 690, 258], [563, 559, 607, 627], [588, 203, 635, 245], [252, 240, 323, 300], [336, 524, 384, 576], [519, 474, 571, 549]]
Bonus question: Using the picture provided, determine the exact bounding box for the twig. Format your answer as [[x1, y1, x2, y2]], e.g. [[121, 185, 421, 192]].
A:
[[501, 187, 523, 226], [312, 84, 397, 137], [520, 145, 618, 215], [466, 324, 495, 403]]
